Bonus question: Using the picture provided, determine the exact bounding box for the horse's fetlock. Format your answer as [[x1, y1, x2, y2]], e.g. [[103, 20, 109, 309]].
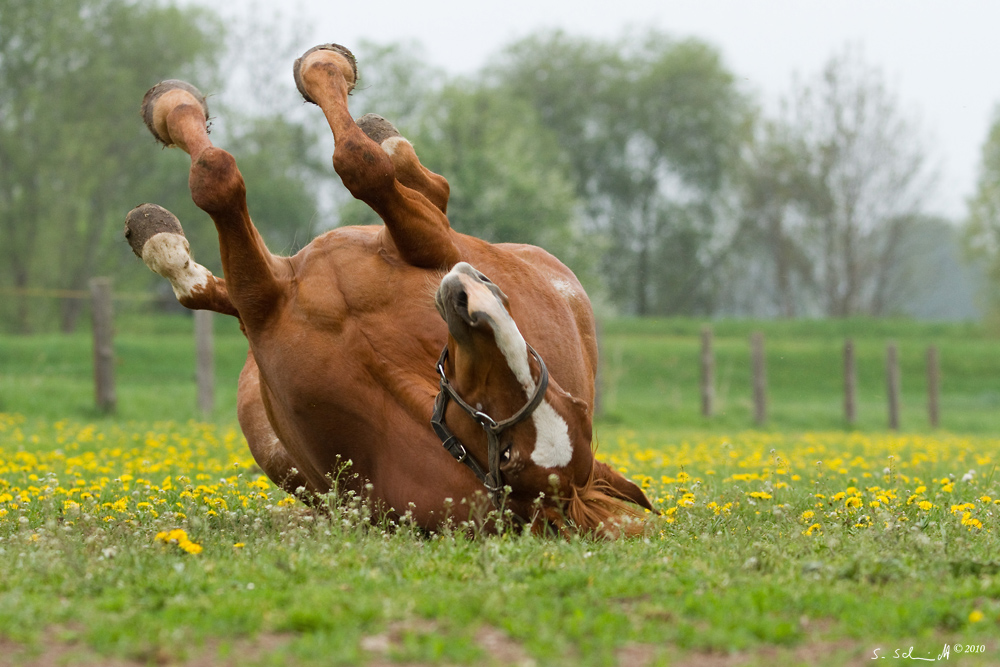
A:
[[190, 148, 245, 213], [334, 140, 394, 198]]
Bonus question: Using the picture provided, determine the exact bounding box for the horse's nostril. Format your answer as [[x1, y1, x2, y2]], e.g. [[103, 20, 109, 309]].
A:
[[455, 290, 468, 316]]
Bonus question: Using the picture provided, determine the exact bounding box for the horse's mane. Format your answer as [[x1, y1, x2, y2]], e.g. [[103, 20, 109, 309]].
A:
[[559, 463, 648, 539]]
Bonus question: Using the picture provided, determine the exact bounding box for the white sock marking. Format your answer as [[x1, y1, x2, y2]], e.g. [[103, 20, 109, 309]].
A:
[[141, 232, 211, 300], [381, 135, 411, 158]]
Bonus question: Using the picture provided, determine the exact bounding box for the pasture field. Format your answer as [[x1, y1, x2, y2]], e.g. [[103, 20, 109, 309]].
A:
[[1, 315, 999, 665], [2, 314, 998, 433], [2, 418, 1000, 665]]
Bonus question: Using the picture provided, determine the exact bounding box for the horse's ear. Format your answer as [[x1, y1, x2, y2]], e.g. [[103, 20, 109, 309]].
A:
[[592, 460, 655, 512]]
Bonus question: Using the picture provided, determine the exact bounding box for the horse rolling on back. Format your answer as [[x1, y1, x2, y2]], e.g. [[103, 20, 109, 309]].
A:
[[124, 43, 654, 536]]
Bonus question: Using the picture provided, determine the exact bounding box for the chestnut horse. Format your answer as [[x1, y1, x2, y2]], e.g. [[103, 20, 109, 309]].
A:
[[125, 44, 653, 535]]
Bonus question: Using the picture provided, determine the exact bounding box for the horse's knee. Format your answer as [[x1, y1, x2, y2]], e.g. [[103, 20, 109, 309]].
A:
[[189, 147, 246, 215]]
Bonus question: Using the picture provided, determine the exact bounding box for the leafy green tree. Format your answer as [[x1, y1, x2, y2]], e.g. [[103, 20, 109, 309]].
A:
[[414, 84, 579, 256], [335, 45, 586, 285], [725, 115, 823, 317], [787, 46, 935, 317], [489, 30, 749, 315], [346, 40, 446, 132], [0, 0, 223, 332]]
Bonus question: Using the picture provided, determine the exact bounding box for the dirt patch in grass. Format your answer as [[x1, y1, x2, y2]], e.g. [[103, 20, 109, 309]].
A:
[[0, 631, 294, 667], [360, 620, 535, 667], [623, 637, 1000, 667], [4, 627, 998, 667]]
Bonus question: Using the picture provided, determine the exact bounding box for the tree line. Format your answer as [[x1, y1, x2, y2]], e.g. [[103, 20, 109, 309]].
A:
[[0, 0, 991, 333]]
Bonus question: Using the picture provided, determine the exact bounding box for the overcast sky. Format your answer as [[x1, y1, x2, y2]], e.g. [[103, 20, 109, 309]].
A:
[[212, 0, 1000, 220]]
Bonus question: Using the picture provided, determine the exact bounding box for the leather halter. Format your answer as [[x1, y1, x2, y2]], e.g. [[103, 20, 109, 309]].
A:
[[430, 344, 550, 510]]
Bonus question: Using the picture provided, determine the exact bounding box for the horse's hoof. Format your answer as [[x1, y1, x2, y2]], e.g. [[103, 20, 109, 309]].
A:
[[140, 80, 208, 146], [293, 43, 357, 103], [124, 203, 185, 258], [356, 114, 401, 144]]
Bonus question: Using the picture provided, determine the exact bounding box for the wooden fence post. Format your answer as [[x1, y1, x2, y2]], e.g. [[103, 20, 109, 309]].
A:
[[89, 277, 116, 414], [844, 339, 856, 427], [886, 342, 900, 431], [751, 331, 767, 426], [927, 345, 940, 429], [195, 310, 214, 417], [700, 326, 714, 418]]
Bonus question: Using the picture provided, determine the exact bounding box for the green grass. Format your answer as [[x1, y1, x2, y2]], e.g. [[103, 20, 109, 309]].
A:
[[2, 314, 1000, 665], [0, 313, 247, 423], [1, 420, 999, 665], [2, 313, 998, 433], [598, 317, 1000, 434]]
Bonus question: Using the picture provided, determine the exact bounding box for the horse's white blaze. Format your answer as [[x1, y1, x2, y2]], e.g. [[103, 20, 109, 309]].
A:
[[452, 265, 573, 468], [529, 402, 573, 468], [141, 232, 211, 300]]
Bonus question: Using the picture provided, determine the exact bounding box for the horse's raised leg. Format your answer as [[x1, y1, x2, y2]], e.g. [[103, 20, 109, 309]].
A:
[[140, 80, 286, 327], [356, 114, 450, 214], [294, 45, 459, 269], [125, 204, 239, 317]]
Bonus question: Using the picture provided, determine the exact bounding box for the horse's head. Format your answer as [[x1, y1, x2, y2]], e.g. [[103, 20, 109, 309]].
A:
[[433, 262, 653, 536]]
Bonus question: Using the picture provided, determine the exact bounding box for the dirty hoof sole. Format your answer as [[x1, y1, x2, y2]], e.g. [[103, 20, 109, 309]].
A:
[[293, 43, 357, 103], [356, 114, 401, 144], [141, 80, 208, 146], [124, 204, 185, 258]]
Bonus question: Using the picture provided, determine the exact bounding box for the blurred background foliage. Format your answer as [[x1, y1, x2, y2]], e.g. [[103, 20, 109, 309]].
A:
[[0, 0, 994, 332]]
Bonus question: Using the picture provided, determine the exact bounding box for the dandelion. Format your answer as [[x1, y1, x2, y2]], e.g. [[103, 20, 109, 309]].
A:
[[969, 610, 985, 623], [155, 528, 203, 555], [960, 512, 983, 531]]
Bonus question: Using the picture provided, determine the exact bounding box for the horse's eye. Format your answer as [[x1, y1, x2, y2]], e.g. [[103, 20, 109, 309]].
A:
[[501, 445, 512, 462]]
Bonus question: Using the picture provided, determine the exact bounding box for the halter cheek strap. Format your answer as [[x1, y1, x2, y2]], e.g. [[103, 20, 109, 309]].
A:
[[430, 344, 549, 511]]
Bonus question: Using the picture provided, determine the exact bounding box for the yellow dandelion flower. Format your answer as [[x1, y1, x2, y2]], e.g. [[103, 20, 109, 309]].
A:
[[918, 501, 934, 511], [969, 610, 985, 623], [179, 541, 202, 555]]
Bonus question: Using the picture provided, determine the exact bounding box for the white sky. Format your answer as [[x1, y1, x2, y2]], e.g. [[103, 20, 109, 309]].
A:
[[212, 0, 1000, 220]]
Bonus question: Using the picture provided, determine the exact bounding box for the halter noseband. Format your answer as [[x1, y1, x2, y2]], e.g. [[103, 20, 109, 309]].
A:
[[430, 344, 550, 511]]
